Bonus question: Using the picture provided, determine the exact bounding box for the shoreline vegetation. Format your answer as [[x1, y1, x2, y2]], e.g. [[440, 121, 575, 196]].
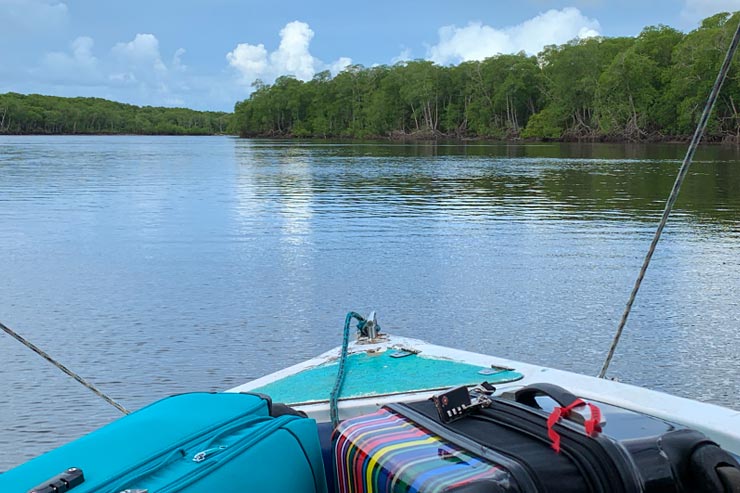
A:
[[3, 13, 740, 144], [233, 12, 740, 144], [0, 93, 231, 136]]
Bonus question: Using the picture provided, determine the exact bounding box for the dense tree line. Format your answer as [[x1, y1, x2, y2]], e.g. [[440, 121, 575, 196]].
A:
[[0, 93, 231, 135], [233, 12, 740, 142]]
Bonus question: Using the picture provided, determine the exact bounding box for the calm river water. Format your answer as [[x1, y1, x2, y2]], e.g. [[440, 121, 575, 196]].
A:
[[1, 136, 739, 470]]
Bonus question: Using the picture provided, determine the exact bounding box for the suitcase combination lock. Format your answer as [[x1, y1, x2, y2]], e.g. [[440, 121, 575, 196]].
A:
[[27, 467, 84, 493]]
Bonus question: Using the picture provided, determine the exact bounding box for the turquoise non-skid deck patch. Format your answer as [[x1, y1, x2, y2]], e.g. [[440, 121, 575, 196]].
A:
[[251, 351, 523, 404]]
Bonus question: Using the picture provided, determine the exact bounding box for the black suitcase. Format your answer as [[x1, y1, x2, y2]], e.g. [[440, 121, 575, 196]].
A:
[[386, 383, 740, 493]]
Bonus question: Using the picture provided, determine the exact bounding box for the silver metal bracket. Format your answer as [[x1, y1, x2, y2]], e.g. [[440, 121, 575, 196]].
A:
[[363, 311, 378, 339]]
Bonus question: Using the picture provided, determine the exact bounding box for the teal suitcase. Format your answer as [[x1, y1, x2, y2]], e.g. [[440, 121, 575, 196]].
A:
[[0, 392, 328, 493]]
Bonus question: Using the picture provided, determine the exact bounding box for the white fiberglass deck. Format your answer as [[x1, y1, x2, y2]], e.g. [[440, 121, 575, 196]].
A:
[[230, 334, 740, 455]]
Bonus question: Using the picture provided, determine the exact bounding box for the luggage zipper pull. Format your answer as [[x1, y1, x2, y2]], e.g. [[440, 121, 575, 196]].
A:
[[192, 446, 227, 463]]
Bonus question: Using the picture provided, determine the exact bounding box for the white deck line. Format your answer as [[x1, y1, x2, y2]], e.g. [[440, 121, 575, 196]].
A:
[[229, 335, 740, 454]]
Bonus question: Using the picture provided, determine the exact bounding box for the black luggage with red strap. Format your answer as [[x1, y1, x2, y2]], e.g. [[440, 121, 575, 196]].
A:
[[382, 383, 740, 493]]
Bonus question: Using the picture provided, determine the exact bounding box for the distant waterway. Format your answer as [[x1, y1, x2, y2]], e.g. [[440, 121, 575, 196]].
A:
[[1, 136, 739, 471]]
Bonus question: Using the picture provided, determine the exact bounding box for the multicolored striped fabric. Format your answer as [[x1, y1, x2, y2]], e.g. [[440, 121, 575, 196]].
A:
[[334, 408, 517, 493]]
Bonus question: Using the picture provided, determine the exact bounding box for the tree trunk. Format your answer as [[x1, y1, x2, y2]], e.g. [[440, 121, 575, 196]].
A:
[[511, 95, 519, 132], [729, 96, 740, 141], [434, 97, 439, 131], [410, 103, 419, 130]]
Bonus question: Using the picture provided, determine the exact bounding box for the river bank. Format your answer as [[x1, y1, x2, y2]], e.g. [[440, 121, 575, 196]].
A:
[[3, 129, 737, 145], [237, 129, 739, 145]]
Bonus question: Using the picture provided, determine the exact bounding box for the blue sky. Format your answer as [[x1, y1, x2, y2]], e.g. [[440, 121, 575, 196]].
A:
[[1, 0, 739, 111]]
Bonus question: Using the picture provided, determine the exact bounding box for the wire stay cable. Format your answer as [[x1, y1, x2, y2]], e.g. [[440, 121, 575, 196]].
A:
[[598, 18, 740, 379]]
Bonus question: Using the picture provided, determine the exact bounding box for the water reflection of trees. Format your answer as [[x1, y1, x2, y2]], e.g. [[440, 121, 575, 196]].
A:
[[235, 141, 740, 224]]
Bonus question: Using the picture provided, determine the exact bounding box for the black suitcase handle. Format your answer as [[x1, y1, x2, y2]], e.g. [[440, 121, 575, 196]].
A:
[[514, 383, 581, 410]]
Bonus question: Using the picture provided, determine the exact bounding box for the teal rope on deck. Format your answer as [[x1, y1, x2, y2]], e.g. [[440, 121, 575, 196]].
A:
[[330, 312, 366, 427]]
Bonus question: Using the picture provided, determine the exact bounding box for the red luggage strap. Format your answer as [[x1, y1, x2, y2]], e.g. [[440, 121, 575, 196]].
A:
[[546, 398, 602, 453]]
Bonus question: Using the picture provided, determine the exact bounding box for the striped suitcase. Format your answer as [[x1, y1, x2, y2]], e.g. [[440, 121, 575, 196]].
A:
[[0, 392, 328, 493], [334, 408, 519, 493], [334, 385, 740, 493]]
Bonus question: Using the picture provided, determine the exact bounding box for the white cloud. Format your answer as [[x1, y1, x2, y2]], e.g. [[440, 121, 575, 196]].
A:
[[391, 47, 413, 65], [9, 21, 240, 111], [226, 43, 268, 83], [38, 33, 195, 106], [42, 36, 99, 83], [427, 7, 601, 65], [227, 20, 352, 86], [329, 56, 352, 75], [112, 33, 167, 75], [270, 21, 316, 80], [106, 34, 178, 102], [172, 48, 187, 72], [0, 0, 68, 33], [681, 0, 740, 25]]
